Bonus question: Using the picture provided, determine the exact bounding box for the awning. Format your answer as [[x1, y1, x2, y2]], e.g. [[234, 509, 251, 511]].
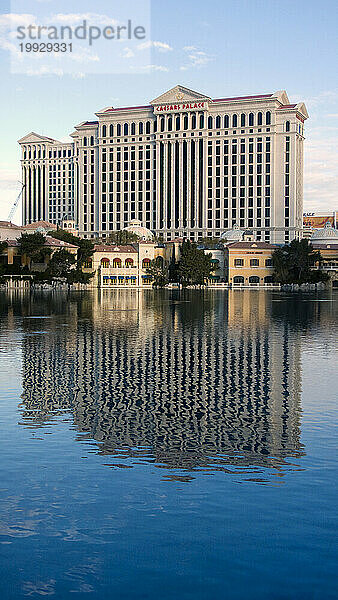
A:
[[211, 259, 219, 263], [118, 276, 124, 280], [209, 275, 220, 280], [110, 276, 116, 280], [103, 276, 109, 280]]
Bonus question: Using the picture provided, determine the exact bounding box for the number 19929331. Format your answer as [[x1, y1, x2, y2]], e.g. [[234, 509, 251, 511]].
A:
[[19, 43, 73, 52]]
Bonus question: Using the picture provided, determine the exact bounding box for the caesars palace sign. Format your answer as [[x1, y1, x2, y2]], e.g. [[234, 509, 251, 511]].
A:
[[154, 101, 208, 114]]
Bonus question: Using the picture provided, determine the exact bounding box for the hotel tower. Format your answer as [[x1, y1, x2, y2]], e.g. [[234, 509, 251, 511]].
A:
[[19, 85, 308, 243]]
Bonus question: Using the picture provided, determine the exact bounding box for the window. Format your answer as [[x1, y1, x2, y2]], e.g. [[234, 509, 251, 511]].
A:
[[142, 258, 151, 268], [224, 115, 229, 128], [265, 258, 273, 267], [112, 258, 121, 268], [117, 124, 121, 137], [241, 113, 246, 127], [131, 122, 136, 135], [110, 124, 113, 137], [208, 116, 213, 129], [146, 121, 151, 134], [102, 125, 106, 137], [286, 121, 290, 132], [160, 117, 165, 132], [234, 258, 243, 267], [249, 113, 254, 126], [233, 275, 244, 283], [249, 276, 260, 284], [250, 258, 259, 267], [83, 259, 92, 268], [199, 114, 204, 128], [266, 111, 271, 125], [125, 258, 134, 267], [258, 112, 262, 126], [139, 122, 144, 134], [216, 116, 221, 128], [101, 258, 110, 268], [124, 123, 128, 136], [232, 114, 238, 128]]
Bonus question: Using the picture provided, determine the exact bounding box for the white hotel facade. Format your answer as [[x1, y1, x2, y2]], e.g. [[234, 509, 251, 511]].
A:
[[19, 85, 308, 243]]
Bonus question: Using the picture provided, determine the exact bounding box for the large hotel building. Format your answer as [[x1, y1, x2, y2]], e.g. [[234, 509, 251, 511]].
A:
[[19, 85, 308, 243]]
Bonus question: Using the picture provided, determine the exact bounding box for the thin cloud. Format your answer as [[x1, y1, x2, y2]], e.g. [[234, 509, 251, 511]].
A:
[[137, 41, 173, 52]]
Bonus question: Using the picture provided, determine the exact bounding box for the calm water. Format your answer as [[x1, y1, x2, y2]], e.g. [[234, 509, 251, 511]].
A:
[[0, 289, 337, 599]]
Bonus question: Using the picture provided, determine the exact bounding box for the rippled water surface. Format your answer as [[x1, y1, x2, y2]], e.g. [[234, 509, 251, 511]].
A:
[[0, 289, 337, 599]]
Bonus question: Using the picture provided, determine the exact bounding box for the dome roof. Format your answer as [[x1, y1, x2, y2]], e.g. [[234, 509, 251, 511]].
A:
[[310, 222, 338, 244], [220, 224, 244, 242], [123, 219, 154, 241]]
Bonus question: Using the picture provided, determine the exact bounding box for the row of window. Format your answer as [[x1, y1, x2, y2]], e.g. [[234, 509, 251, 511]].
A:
[[100, 112, 273, 138], [234, 258, 273, 267], [99, 257, 151, 269]]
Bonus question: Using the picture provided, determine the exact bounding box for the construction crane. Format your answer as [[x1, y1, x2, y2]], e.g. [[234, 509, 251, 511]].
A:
[[7, 183, 25, 222]]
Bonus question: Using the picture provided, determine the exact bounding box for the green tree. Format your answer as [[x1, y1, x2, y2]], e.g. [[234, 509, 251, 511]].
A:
[[48, 249, 76, 279], [272, 239, 328, 284], [146, 257, 169, 288], [107, 230, 140, 245], [49, 230, 94, 268], [178, 240, 213, 287], [17, 232, 46, 265]]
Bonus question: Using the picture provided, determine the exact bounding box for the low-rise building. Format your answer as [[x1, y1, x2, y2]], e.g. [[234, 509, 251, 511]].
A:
[[83, 242, 159, 288], [1, 236, 78, 271], [226, 241, 275, 286]]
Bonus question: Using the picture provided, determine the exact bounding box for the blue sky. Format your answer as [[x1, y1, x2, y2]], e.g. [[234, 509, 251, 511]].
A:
[[0, 0, 337, 221]]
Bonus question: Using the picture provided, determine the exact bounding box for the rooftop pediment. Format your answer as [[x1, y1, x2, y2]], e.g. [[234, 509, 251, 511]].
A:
[[151, 85, 211, 105], [18, 132, 57, 144]]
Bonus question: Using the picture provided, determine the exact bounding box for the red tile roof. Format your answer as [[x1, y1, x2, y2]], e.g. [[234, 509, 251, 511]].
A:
[[0, 221, 21, 229], [23, 221, 57, 230], [94, 244, 137, 253], [213, 94, 273, 103], [104, 105, 151, 113], [278, 104, 297, 109], [227, 241, 276, 250]]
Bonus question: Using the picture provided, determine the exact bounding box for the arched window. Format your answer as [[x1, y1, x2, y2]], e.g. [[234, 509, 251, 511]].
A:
[[191, 113, 196, 129], [101, 258, 110, 268], [233, 276, 244, 284], [83, 259, 92, 269], [109, 124, 113, 137], [264, 275, 273, 283], [153, 121, 157, 133], [240, 113, 246, 127], [117, 123, 121, 137], [232, 114, 238, 128], [183, 114, 188, 130], [224, 115, 229, 128], [199, 114, 204, 128], [208, 116, 213, 129], [131, 122, 136, 135], [266, 111, 271, 125], [102, 125, 106, 137], [216, 115, 221, 128], [286, 121, 290, 132], [249, 276, 260, 284], [139, 122, 144, 134], [258, 112, 263, 126], [124, 123, 128, 136], [249, 113, 254, 126], [168, 117, 173, 131], [112, 257, 121, 268], [160, 117, 165, 132], [175, 115, 180, 131], [90, 136, 94, 146], [142, 258, 151, 269], [125, 257, 134, 267], [83, 137, 87, 146], [145, 121, 151, 134]]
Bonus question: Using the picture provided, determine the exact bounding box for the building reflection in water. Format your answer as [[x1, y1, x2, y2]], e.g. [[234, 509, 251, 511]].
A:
[[11, 288, 310, 482]]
